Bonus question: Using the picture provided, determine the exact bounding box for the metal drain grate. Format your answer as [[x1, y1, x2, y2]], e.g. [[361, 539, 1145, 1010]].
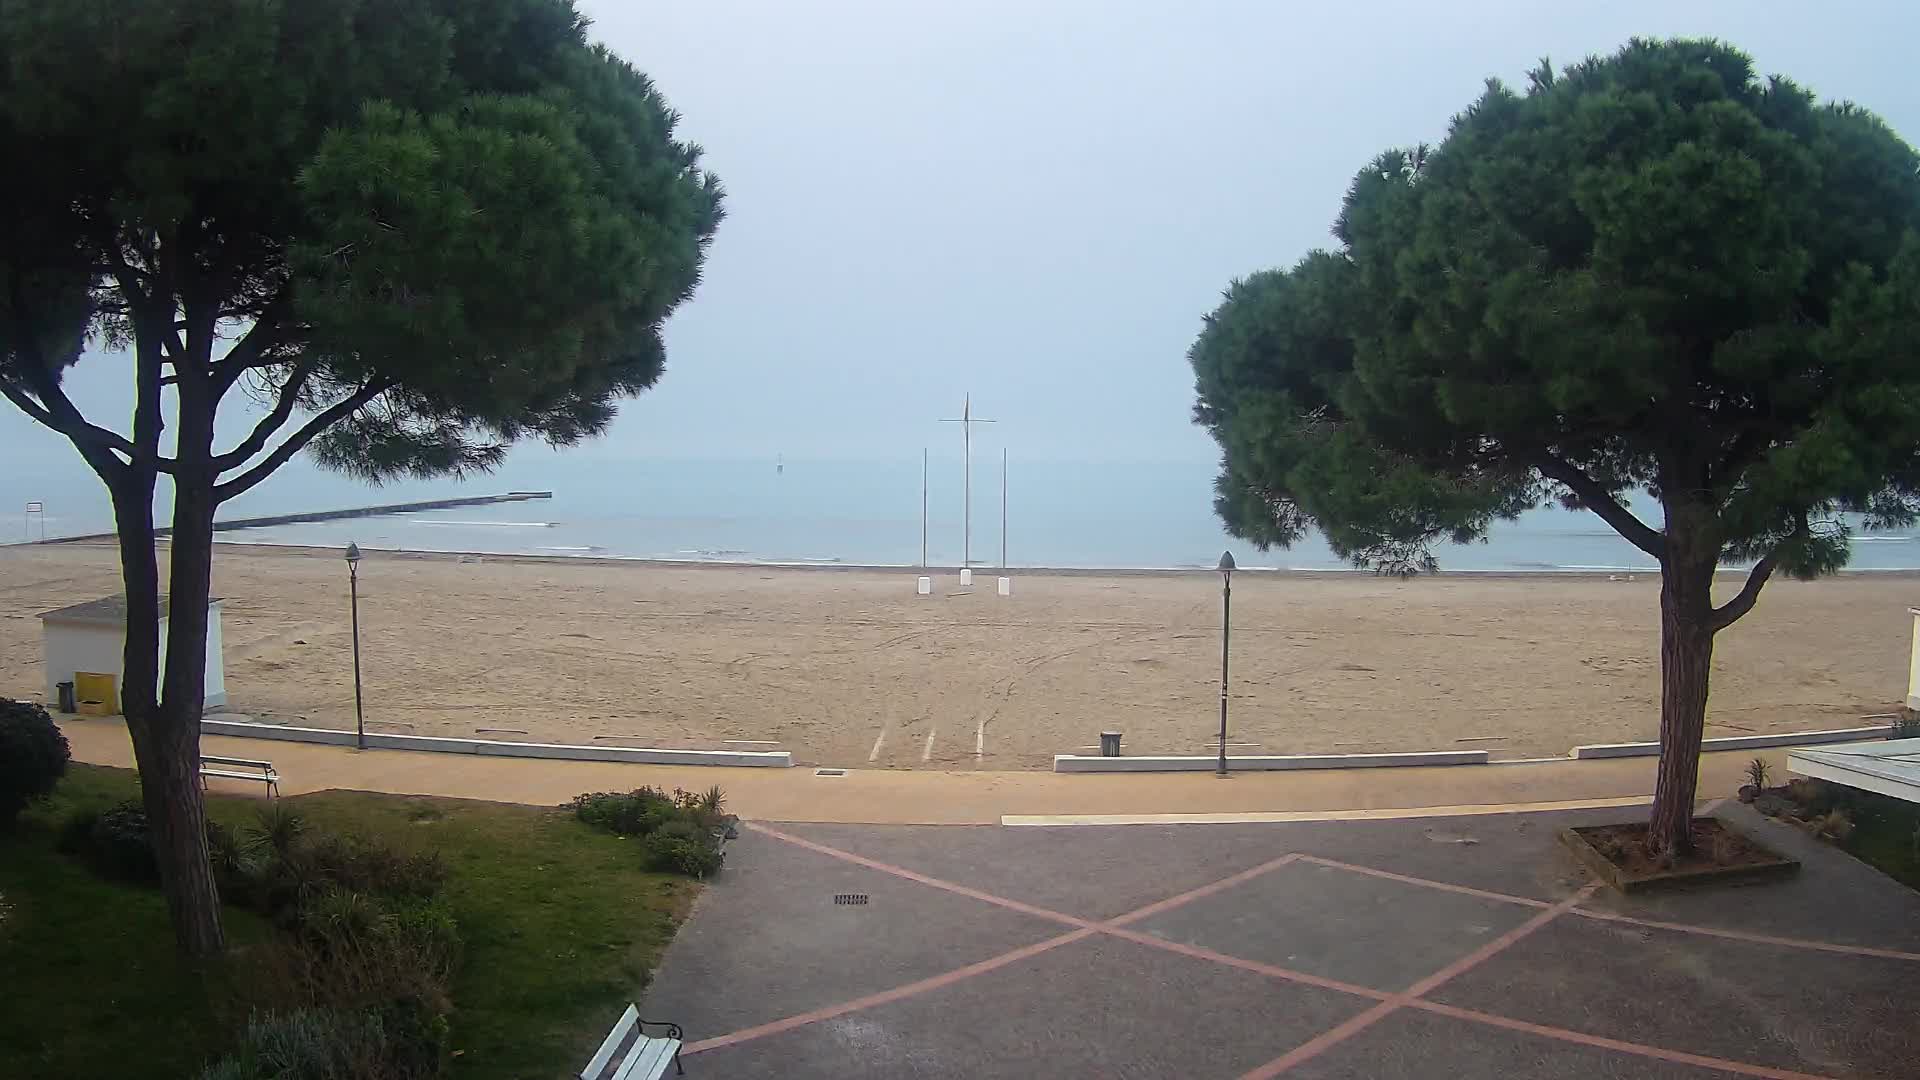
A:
[[815, 768, 848, 777], [834, 893, 869, 905]]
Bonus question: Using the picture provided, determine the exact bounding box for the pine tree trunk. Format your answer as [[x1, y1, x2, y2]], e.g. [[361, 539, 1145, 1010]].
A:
[[1647, 550, 1718, 858], [109, 471, 225, 954], [149, 375, 226, 955], [129, 702, 224, 954]]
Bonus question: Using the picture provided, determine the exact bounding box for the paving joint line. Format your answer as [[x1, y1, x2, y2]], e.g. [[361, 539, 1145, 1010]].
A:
[[1300, 854, 1920, 963], [1405, 1000, 1832, 1080], [1293, 854, 1556, 910], [703, 824, 1869, 1077], [686, 825, 1317, 1055], [681, 927, 1098, 1055], [1238, 885, 1598, 1078]]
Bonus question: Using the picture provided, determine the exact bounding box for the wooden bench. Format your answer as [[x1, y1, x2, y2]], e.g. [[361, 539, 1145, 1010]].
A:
[[580, 1004, 683, 1079], [199, 755, 279, 798]]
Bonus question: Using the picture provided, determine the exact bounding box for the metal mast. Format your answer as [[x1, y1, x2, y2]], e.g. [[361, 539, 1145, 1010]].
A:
[[938, 394, 995, 568]]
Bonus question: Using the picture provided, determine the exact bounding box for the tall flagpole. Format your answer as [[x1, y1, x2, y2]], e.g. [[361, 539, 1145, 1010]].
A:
[[921, 447, 928, 567], [1000, 448, 1008, 568], [939, 394, 995, 570]]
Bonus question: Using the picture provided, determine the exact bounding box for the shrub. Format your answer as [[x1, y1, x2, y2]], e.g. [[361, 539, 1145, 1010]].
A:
[[207, 819, 253, 890], [568, 788, 676, 836], [249, 890, 460, 1019], [653, 818, 702, 842], [368, 998, 451, 1080], [570, 786, 732, 877], [198, 1006, 442, 1080], [643, 829, 723, 878], [1893, 707, 1920, 741], [0, 698, 70, 826], [62, 800, 260, 888], [56, 806, 101, 855], [230, 831, 445, 927], [1743, 758, 1771, 792], [247, 804, 307, 859], [1807, 809, 1855, 843], [307, 834, 447, 901], [77, 800, 161, 882], [1783, 777, 1834, 814]]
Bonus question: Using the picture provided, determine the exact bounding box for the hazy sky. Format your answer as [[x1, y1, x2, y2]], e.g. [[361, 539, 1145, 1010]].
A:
[[6, 0, 1919, 481]]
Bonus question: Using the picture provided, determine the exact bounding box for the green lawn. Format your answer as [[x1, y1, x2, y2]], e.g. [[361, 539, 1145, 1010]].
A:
[[0, 765, 698, 1080], [1838, 787, 1920, 892]]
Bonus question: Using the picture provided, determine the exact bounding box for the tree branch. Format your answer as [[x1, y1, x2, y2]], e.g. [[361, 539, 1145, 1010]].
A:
[[211, 357, 320, 470], [211, 289, 296, 391], [2, 368, 153, 467], [0, 379, 57, 428], [1535, 454, 1666, 559], [101, 240, 152, 312], [1709, 552, 1779, 631], [214, 380, 391, 503], [1711, 421, 1796, 496]]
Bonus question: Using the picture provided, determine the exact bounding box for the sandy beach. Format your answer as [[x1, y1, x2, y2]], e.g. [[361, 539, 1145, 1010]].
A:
[[0, 542, 1909, 769]]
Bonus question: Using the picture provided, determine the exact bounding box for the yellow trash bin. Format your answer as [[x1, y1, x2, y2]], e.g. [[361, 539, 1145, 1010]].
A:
[[74, 671, 118, 715]]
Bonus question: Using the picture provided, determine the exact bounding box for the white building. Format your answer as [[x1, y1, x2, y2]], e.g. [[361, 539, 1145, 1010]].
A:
[[38, 595, 227, 712], [1784, 605, 1920, 805]]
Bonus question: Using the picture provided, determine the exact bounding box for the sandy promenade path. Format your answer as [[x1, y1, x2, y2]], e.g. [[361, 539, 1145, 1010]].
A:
[[1, 542, 1909, 769]]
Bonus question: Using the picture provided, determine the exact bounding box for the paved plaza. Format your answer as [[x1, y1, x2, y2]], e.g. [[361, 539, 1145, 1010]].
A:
[[643, 804, 1920, 1079]]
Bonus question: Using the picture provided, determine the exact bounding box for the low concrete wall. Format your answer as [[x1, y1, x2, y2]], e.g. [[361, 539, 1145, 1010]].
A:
[[1571, 725, 1893, 760], [200, 719, 792, 768], [1053, 750, 1489, 773]]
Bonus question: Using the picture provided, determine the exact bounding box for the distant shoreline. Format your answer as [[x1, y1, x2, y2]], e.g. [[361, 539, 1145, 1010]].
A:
[[25, 535, 1905, 580]]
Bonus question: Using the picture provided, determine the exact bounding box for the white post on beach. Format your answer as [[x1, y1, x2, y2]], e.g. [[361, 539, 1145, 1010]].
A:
[[939, 394, 994, 573]]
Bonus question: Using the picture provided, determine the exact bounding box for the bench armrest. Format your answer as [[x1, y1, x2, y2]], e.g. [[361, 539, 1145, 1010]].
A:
[[635, 1019, 683, 1041]]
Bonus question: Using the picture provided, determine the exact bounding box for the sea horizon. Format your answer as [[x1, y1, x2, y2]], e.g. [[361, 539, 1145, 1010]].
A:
[[11, 455, 1920, 574]]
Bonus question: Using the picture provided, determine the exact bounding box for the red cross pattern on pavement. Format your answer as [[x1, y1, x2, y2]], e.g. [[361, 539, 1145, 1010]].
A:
[[673, 822, 1920, 1079]]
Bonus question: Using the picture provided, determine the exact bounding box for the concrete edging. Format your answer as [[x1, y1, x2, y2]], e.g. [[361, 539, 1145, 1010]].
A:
[[200, 719, 792, 768], [1052, 750, 1489, 773], [1571, 725, 1893, 760]]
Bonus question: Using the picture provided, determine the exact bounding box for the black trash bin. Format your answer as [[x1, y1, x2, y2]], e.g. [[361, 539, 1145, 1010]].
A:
[[1100, 731, 1122, 757], [57, 681, 76, 713]]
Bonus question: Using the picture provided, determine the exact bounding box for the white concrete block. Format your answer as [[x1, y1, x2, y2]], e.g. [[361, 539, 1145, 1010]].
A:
[[1052, 750, 1489, 773], [198, 719, 793, 767], [1570, 725, 1894, 759], [916, 576, 932, 596], [997, 576, 1012, 596], [959, 568, 973, 586]]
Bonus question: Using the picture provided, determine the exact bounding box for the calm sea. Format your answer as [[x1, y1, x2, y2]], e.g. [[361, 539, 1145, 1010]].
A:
[[7, 455, 1920, 572]]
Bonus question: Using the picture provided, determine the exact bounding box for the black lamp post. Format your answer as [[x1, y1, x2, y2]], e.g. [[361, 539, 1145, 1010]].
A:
[[1217, 550, 1235, 777], [345, 542, 365, 750]]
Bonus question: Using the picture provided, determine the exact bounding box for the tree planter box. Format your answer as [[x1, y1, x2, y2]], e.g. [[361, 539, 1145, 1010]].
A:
[[1559, 818, 1799, 893]]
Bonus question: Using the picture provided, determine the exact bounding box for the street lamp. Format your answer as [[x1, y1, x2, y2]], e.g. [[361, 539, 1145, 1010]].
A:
[[345, 542, 365, 750], [1217, 550, 1235, 777]]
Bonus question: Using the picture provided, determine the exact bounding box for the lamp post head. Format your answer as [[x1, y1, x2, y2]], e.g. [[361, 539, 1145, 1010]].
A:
[[1217, 550, 1235, 578], [344, 542, 362, 565]]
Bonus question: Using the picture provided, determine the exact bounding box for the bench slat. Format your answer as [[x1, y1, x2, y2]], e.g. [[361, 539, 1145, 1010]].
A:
[[201, 770, 272, 782], [613, 1038, 679, 1080], [581, 1004, 639, 1080], [201, 755, 274, 769]]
